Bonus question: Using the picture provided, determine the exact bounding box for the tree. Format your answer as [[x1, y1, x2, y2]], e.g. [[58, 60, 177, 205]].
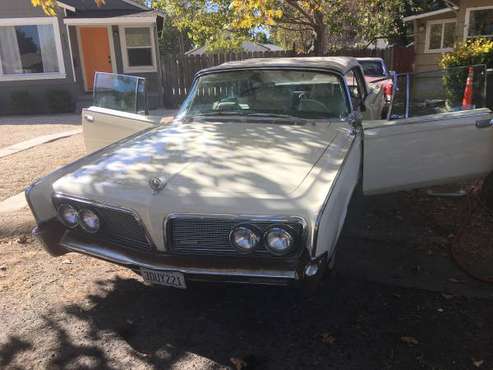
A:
[[231, 0, 407, 55], [158, 10, 193, 55], [152, 0, 249, 53], [33, 0, 411, 55], [31, 0, 105, 15]]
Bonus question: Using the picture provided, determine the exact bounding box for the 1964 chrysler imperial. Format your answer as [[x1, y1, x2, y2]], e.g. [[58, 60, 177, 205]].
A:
[[26, 57, 493, 289]]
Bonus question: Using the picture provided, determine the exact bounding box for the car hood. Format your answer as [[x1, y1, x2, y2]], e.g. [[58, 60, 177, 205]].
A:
[[53, 119, 343, 200]]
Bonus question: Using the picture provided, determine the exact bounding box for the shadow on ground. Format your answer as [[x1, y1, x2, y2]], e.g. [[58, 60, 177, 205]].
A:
[[1, 189, 493, 369], [1, 274, 492, 369]]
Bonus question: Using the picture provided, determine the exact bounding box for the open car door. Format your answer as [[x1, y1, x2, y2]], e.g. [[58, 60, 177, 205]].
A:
[[362, 66, 493, 195], [82, 72, 162, 153]]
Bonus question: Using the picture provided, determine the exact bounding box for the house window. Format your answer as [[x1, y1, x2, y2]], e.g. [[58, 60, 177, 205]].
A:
[[0, 18, 65, 80], [465, 6, 493, 38], [425, 19, 456, 53], [120, 26, 156, 73]]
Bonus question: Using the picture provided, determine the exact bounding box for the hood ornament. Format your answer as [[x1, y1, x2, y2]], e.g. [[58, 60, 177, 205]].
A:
[[149, 176, 167, 194]]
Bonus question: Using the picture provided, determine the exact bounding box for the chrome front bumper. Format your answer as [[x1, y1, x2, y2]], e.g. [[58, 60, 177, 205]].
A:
[[33, 220, 325, 286]]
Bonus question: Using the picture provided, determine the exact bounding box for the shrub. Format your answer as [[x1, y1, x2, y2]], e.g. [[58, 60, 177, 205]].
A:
[[46, 89, 75, 113], [439, 38, 493, 69], [9, 90, 38, 114], [440, 38, 493, 108]]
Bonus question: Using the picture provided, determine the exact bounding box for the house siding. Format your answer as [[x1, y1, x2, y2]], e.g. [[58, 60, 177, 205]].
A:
[[111, 24, 163, 109], [0, 1, 77, 114], [413, 0, 493, 73]]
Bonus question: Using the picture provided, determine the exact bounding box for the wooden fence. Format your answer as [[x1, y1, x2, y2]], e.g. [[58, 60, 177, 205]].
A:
[[161, 47, 401, 108]]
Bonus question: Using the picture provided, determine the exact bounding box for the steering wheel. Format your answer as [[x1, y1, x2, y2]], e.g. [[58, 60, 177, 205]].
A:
[[297, 98, 330, 114], [214, 97, 241, 111]]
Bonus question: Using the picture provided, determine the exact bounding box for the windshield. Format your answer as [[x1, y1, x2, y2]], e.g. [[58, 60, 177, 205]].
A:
[[177, 69, 349, 120], [359, 60, 386, 77]]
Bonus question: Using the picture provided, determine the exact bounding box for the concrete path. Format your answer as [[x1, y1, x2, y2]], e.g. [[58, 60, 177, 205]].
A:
[[0, 128, 82, 159], [0, 191, 27, 213], [0, 113, 81, 125]]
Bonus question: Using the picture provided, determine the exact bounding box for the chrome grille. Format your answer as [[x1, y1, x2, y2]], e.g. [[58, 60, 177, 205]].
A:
[[53, 196, 152, 251], [167, 217, 304, 257]]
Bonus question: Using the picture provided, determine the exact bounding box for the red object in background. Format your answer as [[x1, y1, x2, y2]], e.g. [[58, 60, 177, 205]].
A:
[[462, 66, 474, 110], [383, 81, 393, 102]]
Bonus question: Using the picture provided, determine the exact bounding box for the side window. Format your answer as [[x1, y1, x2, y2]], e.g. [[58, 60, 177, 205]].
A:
[[93, 72, 148, 114], [346, 68, 366, 110]]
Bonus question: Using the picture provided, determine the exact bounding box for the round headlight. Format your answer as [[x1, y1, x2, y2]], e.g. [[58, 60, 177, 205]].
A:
[[264, 226, 295, 256], [229, 225, 261, 253], [79, 209, 100, 233], [58, 204, 79, 228]]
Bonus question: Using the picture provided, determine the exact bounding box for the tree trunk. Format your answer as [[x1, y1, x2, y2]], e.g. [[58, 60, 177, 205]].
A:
[[313, 12, 327, 56]]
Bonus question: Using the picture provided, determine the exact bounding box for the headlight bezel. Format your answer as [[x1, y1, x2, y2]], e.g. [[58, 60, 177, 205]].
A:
[[263, 224, 297, 256], [229, 224, 262, 254], [78, 208, 101, 234], [57, 203, 79, 228]]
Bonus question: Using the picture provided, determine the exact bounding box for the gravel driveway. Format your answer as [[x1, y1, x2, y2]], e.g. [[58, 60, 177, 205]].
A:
[[0, 114, 80, 149], [0, 134, 85, 201]]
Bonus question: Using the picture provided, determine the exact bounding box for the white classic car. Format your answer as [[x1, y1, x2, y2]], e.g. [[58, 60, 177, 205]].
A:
[[26, 57, 493, 290]]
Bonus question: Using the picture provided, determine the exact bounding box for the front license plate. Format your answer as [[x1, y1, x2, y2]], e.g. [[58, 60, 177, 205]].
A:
[[140, 268, 187, 289]]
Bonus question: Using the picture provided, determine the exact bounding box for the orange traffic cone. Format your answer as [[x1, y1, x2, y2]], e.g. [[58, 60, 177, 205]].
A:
[[462, 66, 474, 110]]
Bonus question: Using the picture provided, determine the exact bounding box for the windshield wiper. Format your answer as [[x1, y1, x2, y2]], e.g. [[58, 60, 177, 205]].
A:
[[185, 111, 310, 123], [244, 112, 309, 121], [189, 111, 244, 117]]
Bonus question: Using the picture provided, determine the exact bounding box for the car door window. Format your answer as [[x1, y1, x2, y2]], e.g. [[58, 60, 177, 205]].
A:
[[93, 72, 148, 114], [346, 68, 366, 111]]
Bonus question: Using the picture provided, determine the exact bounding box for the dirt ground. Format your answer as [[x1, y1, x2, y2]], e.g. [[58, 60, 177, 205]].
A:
[[0, 129, 492, 369], [0, 189, 492, 369], [0, 134, 85, 201], [0, 124, 81, 150]]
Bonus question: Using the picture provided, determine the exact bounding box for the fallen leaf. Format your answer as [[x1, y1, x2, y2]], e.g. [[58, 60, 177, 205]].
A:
[[448, 278, 463, 284], [400, 336, 419, 345], [320, 333, 336, 344], [17, 235, 28, 244], [61, 259, 72, 265], [472, 359, 484, 368]]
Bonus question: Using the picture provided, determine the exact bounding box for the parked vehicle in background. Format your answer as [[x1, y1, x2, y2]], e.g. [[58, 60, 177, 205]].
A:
[[357, 57, 393, 117]]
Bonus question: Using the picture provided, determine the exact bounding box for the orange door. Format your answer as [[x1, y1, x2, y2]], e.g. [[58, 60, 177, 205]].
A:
[[79, 27, 113, 91]]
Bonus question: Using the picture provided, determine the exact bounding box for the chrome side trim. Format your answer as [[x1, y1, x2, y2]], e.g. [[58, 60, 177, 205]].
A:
[[311, 133, 359, 258], [163, 213, 308, 254], [52, 193, 155, 249], [60, 235, 297, 280]]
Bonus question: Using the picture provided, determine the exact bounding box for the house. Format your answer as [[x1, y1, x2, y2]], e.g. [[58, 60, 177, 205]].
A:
[[185, 41, 284, 56], [0, 0, 165, 115], [404, 0, 493, 73]]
